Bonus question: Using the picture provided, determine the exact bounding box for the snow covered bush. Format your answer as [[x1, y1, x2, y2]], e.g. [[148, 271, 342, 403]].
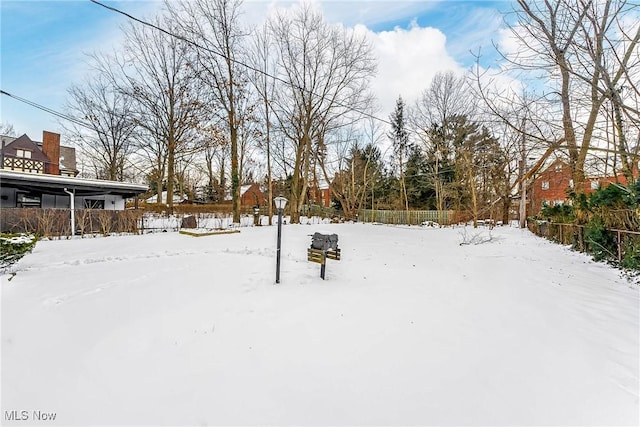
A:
[[1, 233, 38, 271]]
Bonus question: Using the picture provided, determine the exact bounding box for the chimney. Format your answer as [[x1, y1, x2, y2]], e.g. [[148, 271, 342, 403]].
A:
[[42, 131, 60, 175]]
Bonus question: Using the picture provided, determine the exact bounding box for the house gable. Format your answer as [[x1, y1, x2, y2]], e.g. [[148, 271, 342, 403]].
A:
[[1, 134, 51, 173], [2, 134, 51, 163], [240, 183, 266, 206], [1, 132, 79, 177]]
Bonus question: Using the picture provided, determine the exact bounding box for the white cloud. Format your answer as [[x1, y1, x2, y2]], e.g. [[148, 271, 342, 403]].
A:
[[3, 0, 502, 143], [366, 23, 463, 117], [241, 1, 463, 119]]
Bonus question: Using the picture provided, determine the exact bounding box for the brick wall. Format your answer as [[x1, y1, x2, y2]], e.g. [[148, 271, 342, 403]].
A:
[[531, 159, 572, 214], [42, 131, 60, 175]]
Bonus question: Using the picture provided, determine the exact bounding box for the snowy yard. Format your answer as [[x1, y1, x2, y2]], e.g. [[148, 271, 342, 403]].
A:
[[1, 223, 638, 426]]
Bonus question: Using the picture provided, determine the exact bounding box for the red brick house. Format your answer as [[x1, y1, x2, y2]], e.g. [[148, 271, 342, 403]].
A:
[[307, 180, 331, 207], [240, 183, 266, 207], [531, 158, 639, 214]]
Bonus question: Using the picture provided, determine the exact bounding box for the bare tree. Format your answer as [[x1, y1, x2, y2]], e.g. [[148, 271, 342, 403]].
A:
[[196, 124, 228, 202], [456, 121, 505, 227], [331, 138, 384, 218], [268, 3, 376, 223], [65, 74, 138, 181], [413, 71, 474, 130], [479, 0, 640, 195], [359, 115, 386, 211], [248, 22, 277, 224], [0, 122, 16, 136], [412, 71, 473, 212], [168, 0, 249, 223], [105, 16, 206, 209], [576, 0, 640, 184]]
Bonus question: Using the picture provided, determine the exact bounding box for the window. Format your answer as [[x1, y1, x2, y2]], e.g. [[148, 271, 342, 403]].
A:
[[554, 200, 564, 206], [569, 179, 574, 188], [17, 193, 41, 208], [591, 180, 599, 190], [84, 199, 105, 209], [541, 181, 550, 190], [15, 149, 31, 159], [555, 164, 562, 172]]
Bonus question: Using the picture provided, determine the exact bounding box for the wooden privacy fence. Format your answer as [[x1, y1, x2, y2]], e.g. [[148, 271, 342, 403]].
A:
[[358, 209, 462, 226], [527, 220, 640, 263], [1, 208, 142, 237]]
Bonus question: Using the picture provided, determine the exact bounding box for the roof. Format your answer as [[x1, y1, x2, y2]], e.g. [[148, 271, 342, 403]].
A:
[[0, 170, 148, 198], [1, 134, 50, 163], [1, 133, 78, 173], [0, 134, 18, 145]]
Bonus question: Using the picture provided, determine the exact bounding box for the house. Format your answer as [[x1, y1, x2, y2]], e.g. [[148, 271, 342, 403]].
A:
[[1, 131, 147, 210], [240, 183, 266, 207], [531, 158, 639, 215], [307, 179, 332, 208], [1, 131, 78, 176]]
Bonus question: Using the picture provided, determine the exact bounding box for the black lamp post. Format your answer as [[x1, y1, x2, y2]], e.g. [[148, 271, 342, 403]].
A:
[[274, 196, 288, 284]]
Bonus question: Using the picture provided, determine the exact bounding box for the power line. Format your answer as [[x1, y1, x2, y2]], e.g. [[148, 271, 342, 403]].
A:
[[0, 89, 95, 131], [88, 0, 393, 127]]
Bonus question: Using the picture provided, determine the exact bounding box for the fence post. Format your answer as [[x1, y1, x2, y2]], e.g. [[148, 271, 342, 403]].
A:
[[618, 230, 622, 262], [580, 226, 584, 251]]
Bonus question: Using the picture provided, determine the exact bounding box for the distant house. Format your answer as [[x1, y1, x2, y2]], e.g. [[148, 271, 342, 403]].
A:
[[531, 158, 639, 215], [1, 131, 78, 176], [307, 179, 332, 208], [240, 183, 266, 207], [0, 131, 147, 210]]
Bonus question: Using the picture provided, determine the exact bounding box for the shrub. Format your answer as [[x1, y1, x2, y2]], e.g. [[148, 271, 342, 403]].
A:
[[590, 183, 629, 208], [621, 238, 640, 271], [584, 217, 616, 262], [541, 203, 575, 223], [1, 233, 38, 271]]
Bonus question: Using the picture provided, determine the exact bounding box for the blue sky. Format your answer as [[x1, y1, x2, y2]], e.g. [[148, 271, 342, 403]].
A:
[[0, 0, 513, 140]]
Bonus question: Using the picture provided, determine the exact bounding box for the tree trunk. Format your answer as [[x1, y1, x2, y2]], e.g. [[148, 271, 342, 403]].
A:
[[265, 100, 273, 226], [166, 139, 175, 214], [231, 122, 240, 223]]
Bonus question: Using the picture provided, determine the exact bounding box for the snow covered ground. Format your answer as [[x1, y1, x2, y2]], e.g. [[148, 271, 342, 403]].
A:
[[1, 223, 638, 426]]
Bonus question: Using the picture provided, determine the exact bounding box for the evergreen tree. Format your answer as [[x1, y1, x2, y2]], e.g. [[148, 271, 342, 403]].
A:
[[388, 96, 411, 211], [405, 146, 434, 209]]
